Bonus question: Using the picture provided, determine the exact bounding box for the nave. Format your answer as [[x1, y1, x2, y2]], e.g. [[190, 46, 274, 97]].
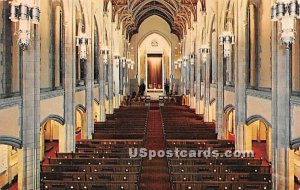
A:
[[2, 0, 300, 189], [35, 101, 271, 190]]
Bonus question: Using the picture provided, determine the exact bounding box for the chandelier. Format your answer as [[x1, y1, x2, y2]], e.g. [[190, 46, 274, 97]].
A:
[[199, 44, 210, 62], [76, 33, 89, 60], [271, 0, 300, 47], [219, 20, 235, 58], [9, 0, 40, 50]]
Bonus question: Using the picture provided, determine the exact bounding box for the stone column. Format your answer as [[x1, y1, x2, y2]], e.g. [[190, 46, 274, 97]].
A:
[[170, 51, 175, 94], [113, 55, 120, 109], [108, 53, 114, 114], [19, 24, 41, 189], [185, 56, 190, 95], [99, 49, 109, 122], [189, 54, 195, 108], [85, 30, 94, 139], [195, 51, 201, 115], [182, 61, 186, 95], [216, 43, 225, 139], [183, 57, 188, 95], [124, 60, 129, 96], [234, 4, 247, 151], [271, 22, 294, 189], [62, 10, 75, 152], [120, 57, 125, 95], [204, 49, 211, 122]]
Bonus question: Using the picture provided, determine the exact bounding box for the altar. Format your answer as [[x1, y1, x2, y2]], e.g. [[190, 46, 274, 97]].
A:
[[146, 53, 164, 100]]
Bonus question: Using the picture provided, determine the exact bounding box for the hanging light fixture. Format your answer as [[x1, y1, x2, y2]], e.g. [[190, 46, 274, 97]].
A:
[[178, 59, 182, 69], [9, 0, 40, 50], [101, 46, 110, 64], [113, 55, 120, 69], [174, 61, 178, 70], [219, 19, 235, 58], [127, 59, 134, 70], [199, 44, 210, 62], [76, 33, 90, 60], [189, 54, 195, 65], [271, 0, 300, 47], [122, 57, 127, 68], [183, 56, 188, 67]]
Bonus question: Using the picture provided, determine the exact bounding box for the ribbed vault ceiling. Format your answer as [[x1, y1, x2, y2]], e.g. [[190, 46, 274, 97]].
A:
[[105, 0, 200, 40]]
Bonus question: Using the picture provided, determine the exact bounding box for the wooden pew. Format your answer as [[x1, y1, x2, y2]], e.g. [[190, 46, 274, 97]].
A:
[[41, 181, 139, 190]]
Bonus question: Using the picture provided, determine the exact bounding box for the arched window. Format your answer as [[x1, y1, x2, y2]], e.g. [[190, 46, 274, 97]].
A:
[[0, 1, 20, 98], [292, 20, 300, 95], [52, 6, 64, 89], [94, 19, 99, 83], [247, 4, 258, 89], [224, 11, 235, 86], [211, 21, 217, 84], [76, 12, 86, 87]]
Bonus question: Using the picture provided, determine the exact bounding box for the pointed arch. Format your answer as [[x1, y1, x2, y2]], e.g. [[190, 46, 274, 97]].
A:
[[224, 104, 235, 113], [246, 115, 272, 128], [76, 104, 87, 113], [0, 136, 22, 148], [40, 115, 65, 127]]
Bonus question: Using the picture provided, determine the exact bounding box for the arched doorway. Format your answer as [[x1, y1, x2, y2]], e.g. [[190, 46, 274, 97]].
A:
[[75, 105, 86, 140], [246, 116, 272, 163], [288, 138, 300, 189], [40, 116, 64, 163], [0, 138, 21, 190], [294, 147, 300, 189], [224, 105, 235, 140]]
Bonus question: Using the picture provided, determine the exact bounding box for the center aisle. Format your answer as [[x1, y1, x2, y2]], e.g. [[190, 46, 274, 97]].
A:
[[140, 103, 171, 190]]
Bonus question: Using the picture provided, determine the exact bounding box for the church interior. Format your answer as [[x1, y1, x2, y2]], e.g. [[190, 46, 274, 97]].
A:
[[0, 0, 300, 189]]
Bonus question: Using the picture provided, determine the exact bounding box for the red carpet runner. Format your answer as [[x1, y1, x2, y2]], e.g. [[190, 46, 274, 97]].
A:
[[140, 104, 171, 190]]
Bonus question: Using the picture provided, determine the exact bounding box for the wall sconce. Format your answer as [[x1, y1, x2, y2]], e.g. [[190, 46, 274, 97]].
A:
[[219, 20, 235, 58], [9, 0, 40, 50], [199, 44, 210, 62], [76, 33, 89, 60], [271, 0, 300, 47]]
